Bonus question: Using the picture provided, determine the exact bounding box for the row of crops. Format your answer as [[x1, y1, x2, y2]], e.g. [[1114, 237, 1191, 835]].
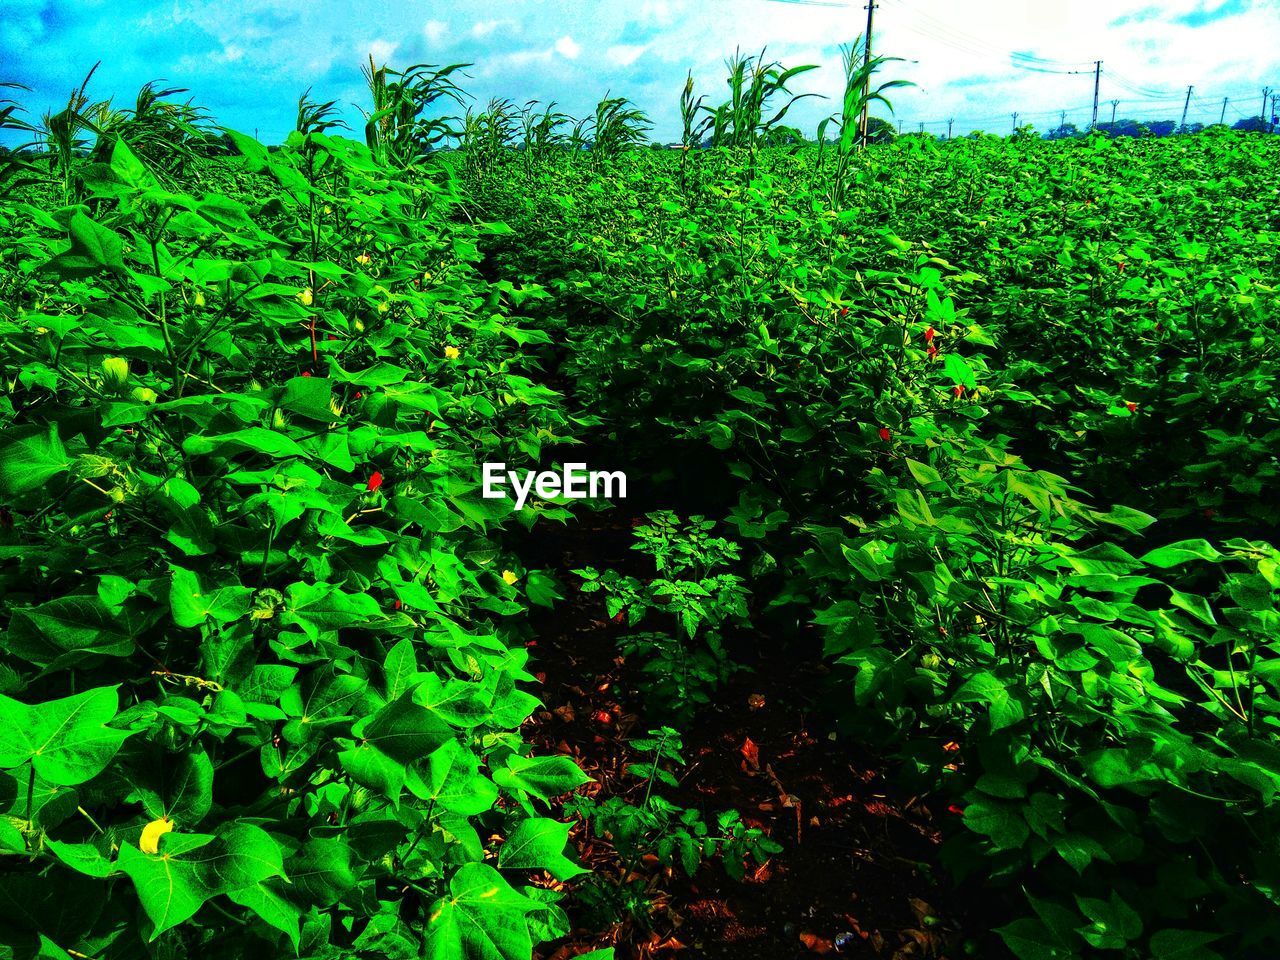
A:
[[0, 61, 1279, 959]]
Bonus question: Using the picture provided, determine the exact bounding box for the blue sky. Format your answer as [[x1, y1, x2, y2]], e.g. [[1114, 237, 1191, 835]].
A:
[[3, 0, 1278, 143]]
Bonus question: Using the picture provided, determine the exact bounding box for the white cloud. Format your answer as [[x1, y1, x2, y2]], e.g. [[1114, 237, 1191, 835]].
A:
[[472, 19, 517, 39], [555, 35, 582, 60], [364, 38, 397, 64], [607, 44, 648, 67], [423, 20, 448, 44]]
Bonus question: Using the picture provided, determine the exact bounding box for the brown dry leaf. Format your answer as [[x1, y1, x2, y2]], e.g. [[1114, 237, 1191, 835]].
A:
[[799, 931, 834, 954], [740, 736, 760, 771], [747, 693, 767, 710], [553, 704, 576, 723]]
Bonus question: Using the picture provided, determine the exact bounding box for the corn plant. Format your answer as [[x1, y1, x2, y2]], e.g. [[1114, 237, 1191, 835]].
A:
[[703, 48, 821, 153], [460, 97, 518, 181], [815, 37, 913, 206], [360, 57, 469, 166], [584, 95, 651, 165]]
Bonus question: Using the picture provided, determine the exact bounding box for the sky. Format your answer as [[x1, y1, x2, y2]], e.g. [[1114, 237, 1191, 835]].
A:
[[2, 0, 1278, 144]]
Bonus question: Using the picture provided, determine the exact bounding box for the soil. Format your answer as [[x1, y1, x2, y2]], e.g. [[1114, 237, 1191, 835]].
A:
[[519, 508, 978, 960]]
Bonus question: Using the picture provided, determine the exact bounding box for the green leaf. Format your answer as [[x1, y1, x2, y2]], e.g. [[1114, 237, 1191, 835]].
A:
[[1142, 540, 1222, 568], [117, 824, 285, 939], [498, 818, 586, 881], [0, 687, 131, 785], [1149, 930, 1223, 960], [5, 594, 140, 666], [1168, 589, 1216, 626], [0, 424, 70, 495], [943, 353, 977, 389], [129, 748, 214, 825], [383, 638, 418, 701], [170, 566, 253, 629], [493, 755, 590, 805], [964, 799, 1030, 850], [339, 688, 453, 801], [525, 570, 563, 609], [423, 863, 536, 960], [226, 880, 302, 952], [996, 918, 1076, 959], [417, 740, 498, 816]]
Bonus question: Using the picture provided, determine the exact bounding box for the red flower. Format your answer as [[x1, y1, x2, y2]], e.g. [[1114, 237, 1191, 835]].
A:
[[1118, 261, 1126, 272], [927, 344, 938, 359], [953, 385, 964, 398], [878, 427, 891, 442], [840, 307, 849, 318], [301, 370, 312, 377], [1125, 401, 1138, 413], [925, 326, 936, 344], [366, 471, 384, 493], [354, 391, 363, 399], [393, 599, 402, 611], [946, 804, 965, 816]]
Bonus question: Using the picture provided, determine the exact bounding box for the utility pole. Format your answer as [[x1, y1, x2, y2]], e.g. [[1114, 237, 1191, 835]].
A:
[[1263, 86, 1273, 120], [1220, 97, 1228, 125], [947, 117, 954, 139], [1011, 111, 1019, 134], [897, 119, 902, 135], [1060, 110, 1067, 131], [1090, 60, 1102, 129], [1271, 94, 1279, 130], [1109, 99, 1119, 128], [858, 2, 877, 148], [918, 122, 924, 134], [1180, 85, 1193, 132]]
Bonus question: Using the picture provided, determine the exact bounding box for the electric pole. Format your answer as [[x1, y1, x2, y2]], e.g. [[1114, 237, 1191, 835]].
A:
[[1109, 99, 1119, 128], [947, 118, 953, 139], [918, 122, 924, 133], [1220, 97, 1228, 125], [1060, 110, 1067, 131], [1180, 85, 1193, 132], [1271, 94, 1278, 130], [1090, 60, 1102, 129], [1011, 111, 1019, 134], [1263, 87, 1273, 120], [858, 2, 877, 148], [897, 119, 902, 135]]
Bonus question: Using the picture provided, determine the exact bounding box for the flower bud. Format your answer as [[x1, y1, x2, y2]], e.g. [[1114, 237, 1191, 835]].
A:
[[101, 357, 129, 390]]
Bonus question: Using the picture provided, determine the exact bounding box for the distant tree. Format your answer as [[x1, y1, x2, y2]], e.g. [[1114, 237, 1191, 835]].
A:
[[760, 124, 807, 146], [1146, 120, 1176, 137], [864, 116, 896, 144], [1045, 122, 1080, 140], [1232, 116, 1272, 133]]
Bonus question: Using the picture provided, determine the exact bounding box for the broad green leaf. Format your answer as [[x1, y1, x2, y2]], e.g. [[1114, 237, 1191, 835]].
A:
[[170, 566, 253, 629], [117, 824, 285, 939], [0, 687, 131, 785], [497, 818, 585, 880], [0, 424, 70, 495], [423, 863, 536, 960], [493, 754, 591, 804]]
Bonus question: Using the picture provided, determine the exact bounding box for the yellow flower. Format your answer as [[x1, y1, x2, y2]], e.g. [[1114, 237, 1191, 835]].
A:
[[444, 345, 460, 360], [297, 288, 314, 307], [423, 271, 432, 281], [501, 570, 519, 585], [378, 301, 390, 315], [324, 204, 333, 214], [140, 817, 174, 854], [194, 290, 206, 308], [356, 252, 371, 266]]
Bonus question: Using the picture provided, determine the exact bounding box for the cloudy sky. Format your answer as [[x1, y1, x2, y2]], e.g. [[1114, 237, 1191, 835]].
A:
[[3, 0, 1278, 143]]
